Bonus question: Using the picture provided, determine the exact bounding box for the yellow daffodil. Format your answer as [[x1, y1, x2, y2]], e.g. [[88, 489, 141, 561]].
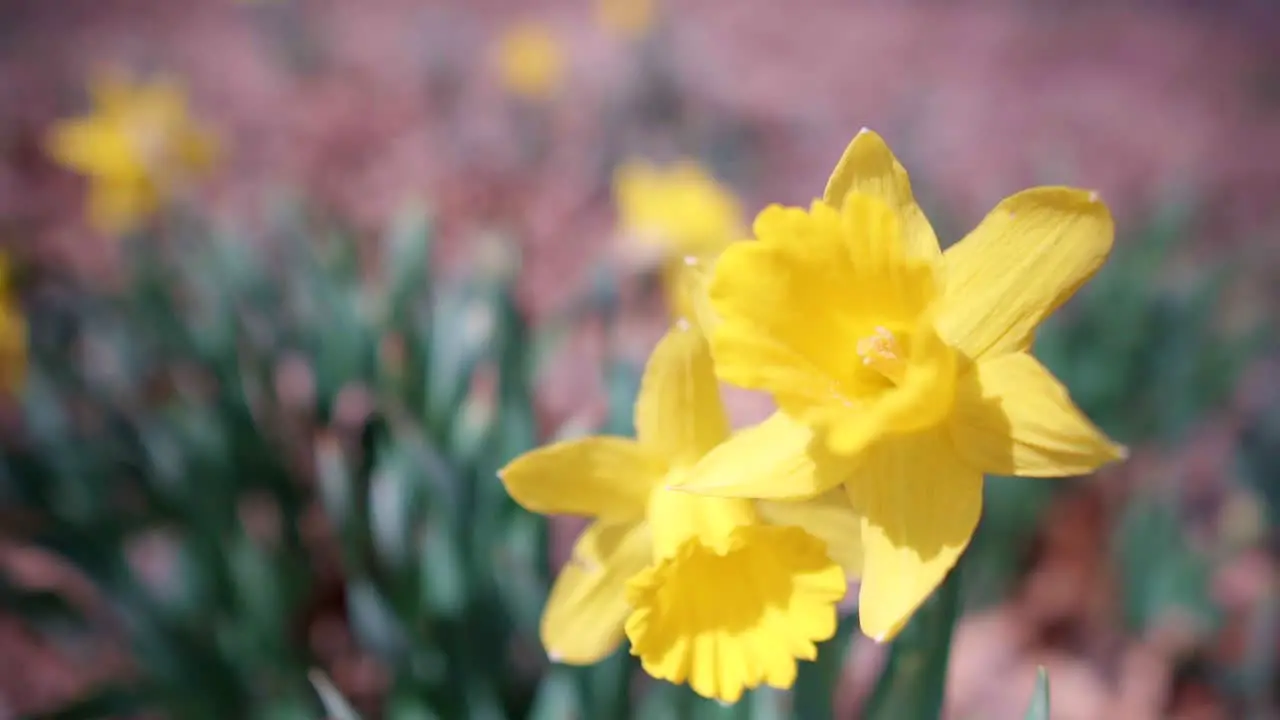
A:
[[675, 129, 1126, 641], [0, 255, 27, 394], [493, 23, 566, 101], [499, 324, 857, 703], [596, 0, 655, 40], [614, 160, 744, 322], [45, 71, 218, 236]]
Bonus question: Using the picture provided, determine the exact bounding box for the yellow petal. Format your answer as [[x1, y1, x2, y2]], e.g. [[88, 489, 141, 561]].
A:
[[948, 352, 1126, 477], [758, 490, 864, 578], [45, 118, 136, 177], [624, 524, 845, 703], [542, 520, 651, 664], [936, 188, 1114, 360], [846, 431, 982, 641], [634, 324, 730, 464], [822, 129, 941, 261], [499, 437, 665, 521], [675, 412, 848, 500]]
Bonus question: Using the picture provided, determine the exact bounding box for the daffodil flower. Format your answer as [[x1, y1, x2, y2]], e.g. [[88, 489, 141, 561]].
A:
[[613, 160, 744, 322], [45, 71, 218, 236], [492, 23, 566, 101], [499, 324, 858, 703], [675, 129, 1126, 641]]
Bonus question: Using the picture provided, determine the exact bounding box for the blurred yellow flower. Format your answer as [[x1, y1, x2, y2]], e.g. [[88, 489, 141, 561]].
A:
[[493, 23, 565, 101], [614, 160, 744, 323], [45, 71, 218, 236], [676, 129, 1127, 642], [596, 0, 655, 40], [0, 255, 27, 395], [500, 324, 856, 703]]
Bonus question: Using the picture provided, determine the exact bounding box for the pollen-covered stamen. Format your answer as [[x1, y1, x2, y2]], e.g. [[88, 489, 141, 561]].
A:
[[856, 326, 906, 384]]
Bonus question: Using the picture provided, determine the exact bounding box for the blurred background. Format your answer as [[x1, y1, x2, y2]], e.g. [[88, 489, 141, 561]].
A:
[[1, 0, 1279, 718]]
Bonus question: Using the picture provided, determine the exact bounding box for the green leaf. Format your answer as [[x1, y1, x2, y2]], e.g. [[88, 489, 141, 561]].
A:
[[577, 650, 634, 719], [425, 284, 493, 431], [1023, 666, 1050, 720], [492, 510, 547, 636], [527, 667, 583, 720], [602, 360, 643, 436], [745, 686, 787, 720], [346, 580, 409, 662], [314, 435, 361, 564], [227, 534, 286, 633], [635, 682, 742, 720], [384, 693, 442, 720], [635, 681, 689, 720], [1114, 500, 1218, 639], [418, 517, 467, 619], [367, 446, 421, 572], [382, 202, 434, 324], [864, 565, 962, 720]]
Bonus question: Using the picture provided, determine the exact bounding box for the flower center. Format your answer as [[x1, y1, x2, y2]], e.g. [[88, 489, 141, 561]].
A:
[[856, 326, 906, 384]]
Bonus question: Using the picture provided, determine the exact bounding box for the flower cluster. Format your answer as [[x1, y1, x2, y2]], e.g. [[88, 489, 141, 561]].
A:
[[500, 129, 1125, 701]]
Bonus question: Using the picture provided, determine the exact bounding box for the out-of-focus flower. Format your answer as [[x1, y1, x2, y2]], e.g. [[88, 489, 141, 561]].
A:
[[596, 0, 655, 40], [676, 129, 1127, 642], [492, 23, 566, 101], [499, 324, 857, 703], [45, 70, 218, 236], [613, 160, 744, 323], [0, 255, 27, 395]]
